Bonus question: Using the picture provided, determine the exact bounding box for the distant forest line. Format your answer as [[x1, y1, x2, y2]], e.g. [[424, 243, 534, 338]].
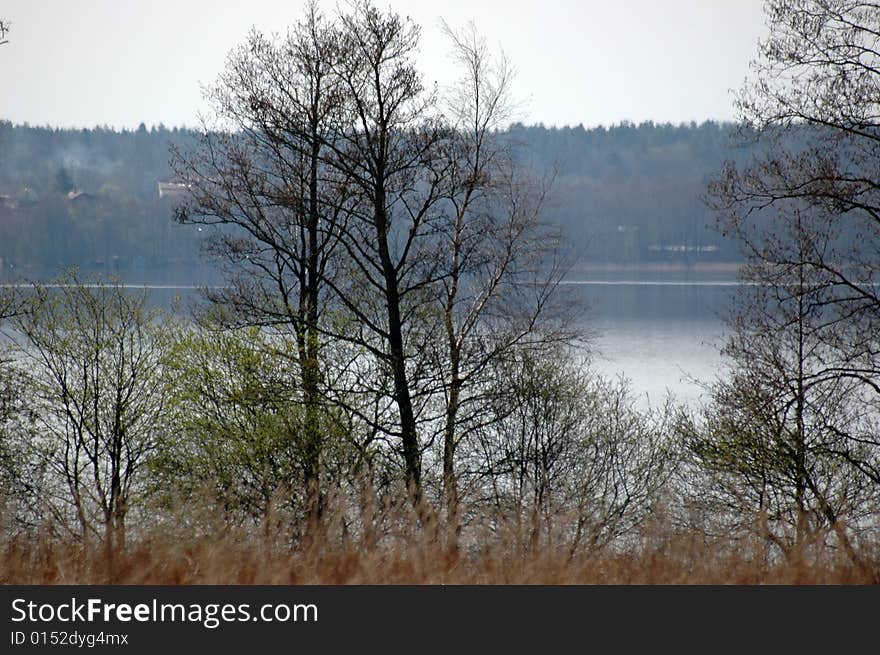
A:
[[0, 120, 750, 283]]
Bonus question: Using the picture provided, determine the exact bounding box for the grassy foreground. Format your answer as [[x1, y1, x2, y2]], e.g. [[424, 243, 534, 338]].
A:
[[3, 518, 876, 585]]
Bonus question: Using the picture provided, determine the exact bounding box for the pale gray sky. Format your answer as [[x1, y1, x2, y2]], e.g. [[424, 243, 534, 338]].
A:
[[0, 0, 768, 129]]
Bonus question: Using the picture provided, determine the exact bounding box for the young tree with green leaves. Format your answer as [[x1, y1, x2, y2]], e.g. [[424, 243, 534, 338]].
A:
[[157, 326, 357, 532], [469, 349, 678, 554]]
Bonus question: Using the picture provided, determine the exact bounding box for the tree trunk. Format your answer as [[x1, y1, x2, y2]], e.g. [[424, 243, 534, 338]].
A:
[[373, 186, 421, 496], [302, 122, 324, 527]]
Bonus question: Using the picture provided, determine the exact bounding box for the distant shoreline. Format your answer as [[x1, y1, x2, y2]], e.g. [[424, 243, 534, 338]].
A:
[[569, 261, 742, 274], [2, 263, 746, 288], [566, 262, 742, 284]]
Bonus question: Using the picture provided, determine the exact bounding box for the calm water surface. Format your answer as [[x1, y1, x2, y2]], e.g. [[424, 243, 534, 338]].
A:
[[142, 281, 736, 409], [6, 280, 736, 410], [568, 280, 735, 408]]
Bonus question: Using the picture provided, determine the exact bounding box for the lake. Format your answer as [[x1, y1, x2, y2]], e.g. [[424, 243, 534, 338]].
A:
[[567, 279, 735, 409], [4, 278, 737, 410], [145, 278, 736, 410]]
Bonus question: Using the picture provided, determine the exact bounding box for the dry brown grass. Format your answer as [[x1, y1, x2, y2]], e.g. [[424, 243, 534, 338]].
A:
[[2, 484, 876, 584], [2, 523, 876, 585]]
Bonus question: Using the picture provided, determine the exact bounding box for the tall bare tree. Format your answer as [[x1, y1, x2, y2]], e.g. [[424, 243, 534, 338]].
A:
[[319, 1, 451, 498], [176, 1, 581, 514], [705, 0, 880, 573], [173, 2, 348, 522], [432, 23, 578, 529], [712, 0, 880, 399]]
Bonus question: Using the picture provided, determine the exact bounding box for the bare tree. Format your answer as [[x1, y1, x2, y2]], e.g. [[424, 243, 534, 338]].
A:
[[175, 1, 583, 517], [173, 2, 348, 523], [683, 209, 880, 573], [176, 0, 456, 512], [712, 0, 880, 398], [176, 0, 448, 511], [318, 1, 451, 499], [2, 272, 172, 556], [431, 22, 579, 531], [706, 0, 880, 565], [0, 20, 9, 46]]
